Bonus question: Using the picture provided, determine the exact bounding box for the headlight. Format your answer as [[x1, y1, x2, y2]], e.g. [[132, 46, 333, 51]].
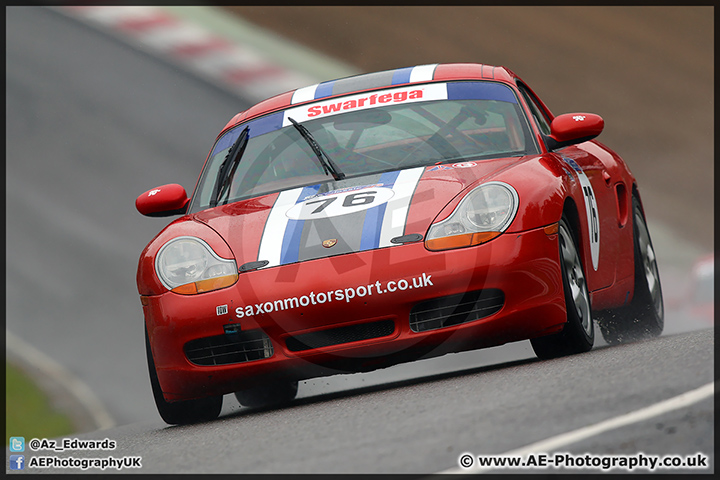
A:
[[425, 181, 519, 251], [155, 236, 238, 294]]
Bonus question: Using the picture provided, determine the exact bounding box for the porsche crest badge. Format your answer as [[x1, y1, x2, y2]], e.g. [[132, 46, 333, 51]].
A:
[[322, 239, 338, 248]]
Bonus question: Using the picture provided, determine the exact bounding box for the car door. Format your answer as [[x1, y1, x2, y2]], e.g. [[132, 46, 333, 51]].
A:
[[517, 82, 619, 291]]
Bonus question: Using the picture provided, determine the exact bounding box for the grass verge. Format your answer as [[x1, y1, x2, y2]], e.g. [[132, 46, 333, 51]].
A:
[[6, 361, 75, 443]]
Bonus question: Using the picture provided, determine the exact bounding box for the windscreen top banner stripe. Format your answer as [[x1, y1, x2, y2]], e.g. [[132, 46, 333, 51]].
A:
[[291, 64, 439, 104], [283, 83, 448, 125], [257, 167, 425, 268], [282, 81, 517, 125]]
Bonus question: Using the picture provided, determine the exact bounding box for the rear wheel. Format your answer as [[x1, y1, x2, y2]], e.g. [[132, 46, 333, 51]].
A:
[[235, 381, 298, 408], [531, 216, 594, 359], [597, 196, 663, 344], [146, 327, 222, 425]]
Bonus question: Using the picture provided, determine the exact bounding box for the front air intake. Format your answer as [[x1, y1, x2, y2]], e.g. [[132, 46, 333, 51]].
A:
[[184, 330, 273, 366], [409, 289, 504, 332]]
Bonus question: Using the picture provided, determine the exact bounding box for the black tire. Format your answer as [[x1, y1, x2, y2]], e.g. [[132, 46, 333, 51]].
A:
[[597, 196, 663, 344], [531, 216, 594, 359], [146, 327, 222, 425], [235, 380, 298, 408]]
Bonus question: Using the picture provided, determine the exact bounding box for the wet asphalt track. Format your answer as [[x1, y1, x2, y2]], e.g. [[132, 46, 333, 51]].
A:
[[5, 6, 713, 474]]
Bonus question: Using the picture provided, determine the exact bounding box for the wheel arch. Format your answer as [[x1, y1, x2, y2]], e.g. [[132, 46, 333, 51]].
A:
[[561, 196, 583, 254], [631, 183, 646, 218]]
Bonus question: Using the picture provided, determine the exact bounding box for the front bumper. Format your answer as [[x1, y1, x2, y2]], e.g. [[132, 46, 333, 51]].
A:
[[142, 225, 565, 401]]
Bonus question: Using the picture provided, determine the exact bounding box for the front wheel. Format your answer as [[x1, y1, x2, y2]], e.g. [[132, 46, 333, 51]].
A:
[[597, 196, 664, 344], [146, 327, 222, 425], [531, 216, 594, 359]]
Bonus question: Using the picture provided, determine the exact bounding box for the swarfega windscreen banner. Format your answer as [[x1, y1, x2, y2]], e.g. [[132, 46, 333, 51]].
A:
[[282, 83, 448, 124]]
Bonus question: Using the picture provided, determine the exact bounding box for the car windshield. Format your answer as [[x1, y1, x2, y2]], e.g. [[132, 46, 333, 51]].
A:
[[190, 81, 537, 212]]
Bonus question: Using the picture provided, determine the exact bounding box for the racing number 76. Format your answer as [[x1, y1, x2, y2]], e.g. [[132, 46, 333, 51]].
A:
[[306, 191, 377, 214]]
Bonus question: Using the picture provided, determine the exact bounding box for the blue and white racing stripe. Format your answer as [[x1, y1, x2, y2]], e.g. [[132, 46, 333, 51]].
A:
[[359, 170, 400, 251], [291, 64, 439, 104], [256, 185, 315, 268], [257, 167, 425, 268], [377, 167, 425, 247]]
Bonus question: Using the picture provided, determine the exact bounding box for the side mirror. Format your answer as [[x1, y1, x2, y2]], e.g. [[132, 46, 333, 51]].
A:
[[546, 113, 604, 150], [135, 184, 189, 217]]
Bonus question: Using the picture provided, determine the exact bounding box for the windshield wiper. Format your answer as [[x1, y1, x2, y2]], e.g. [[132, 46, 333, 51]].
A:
[[210, 126, 250, 207], [287, 117, 345, 181]]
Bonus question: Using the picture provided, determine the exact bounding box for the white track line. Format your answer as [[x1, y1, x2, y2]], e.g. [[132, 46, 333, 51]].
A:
[[442, 380, 714, 473], [6, 330, 116, 431]]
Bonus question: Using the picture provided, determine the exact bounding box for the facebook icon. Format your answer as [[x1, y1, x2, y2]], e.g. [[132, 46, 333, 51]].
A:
[[10, 455, 25, 470]]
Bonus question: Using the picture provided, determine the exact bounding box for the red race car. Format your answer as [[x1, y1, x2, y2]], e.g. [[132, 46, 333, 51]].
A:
[[136, 63, 664, 424]]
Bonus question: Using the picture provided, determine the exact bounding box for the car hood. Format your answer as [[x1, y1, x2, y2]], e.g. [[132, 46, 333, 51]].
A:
[[193, 157, 527, 269]]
